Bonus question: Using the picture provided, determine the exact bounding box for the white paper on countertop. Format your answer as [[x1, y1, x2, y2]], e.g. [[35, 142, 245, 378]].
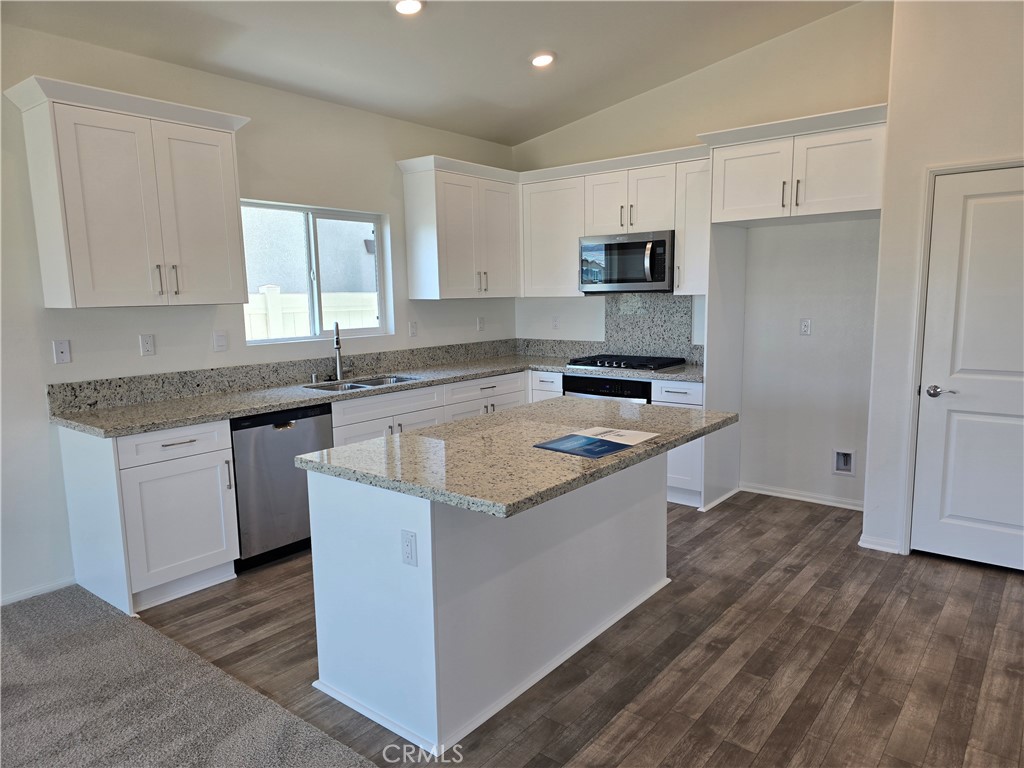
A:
[[572, 427, 659, 445]]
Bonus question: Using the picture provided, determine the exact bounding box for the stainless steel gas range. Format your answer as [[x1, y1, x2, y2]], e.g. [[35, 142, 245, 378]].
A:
[[563, 354, 687, 402]]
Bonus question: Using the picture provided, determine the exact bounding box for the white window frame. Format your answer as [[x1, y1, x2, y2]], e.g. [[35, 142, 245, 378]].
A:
[[241, 200, 390, 344]]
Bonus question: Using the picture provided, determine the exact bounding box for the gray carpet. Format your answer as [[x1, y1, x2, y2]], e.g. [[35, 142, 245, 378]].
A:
[[1, 586, 374, 768]]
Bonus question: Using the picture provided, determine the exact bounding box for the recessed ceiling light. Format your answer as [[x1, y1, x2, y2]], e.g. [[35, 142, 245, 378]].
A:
[[395, 0, 422, 15], [531, 52, 556, 68]]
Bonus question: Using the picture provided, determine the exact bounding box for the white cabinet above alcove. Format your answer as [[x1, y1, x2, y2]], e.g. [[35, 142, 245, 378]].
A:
[[5, 76, 250, 308]]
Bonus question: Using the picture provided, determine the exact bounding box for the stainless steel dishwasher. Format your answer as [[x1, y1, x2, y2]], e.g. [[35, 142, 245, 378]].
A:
[[230, 403, 333, 569]]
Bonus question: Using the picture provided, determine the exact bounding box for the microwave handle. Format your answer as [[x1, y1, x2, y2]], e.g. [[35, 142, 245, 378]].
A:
[[644, 241, 653, 282]]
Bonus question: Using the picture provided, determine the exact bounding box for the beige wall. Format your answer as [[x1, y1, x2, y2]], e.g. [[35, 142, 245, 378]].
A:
[[512, 2, 893, 170], [862, 2, 1024, 552], [1, 24, 517, 602]]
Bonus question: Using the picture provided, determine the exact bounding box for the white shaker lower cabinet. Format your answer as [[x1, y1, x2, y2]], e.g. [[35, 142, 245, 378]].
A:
[[444, 391, 525, 422], [58, 420, 239, 614], [120, 448, 238, 592], [333, 407, 446, 446], [652, 381, 705, 507], [530, 370, 564, 403]]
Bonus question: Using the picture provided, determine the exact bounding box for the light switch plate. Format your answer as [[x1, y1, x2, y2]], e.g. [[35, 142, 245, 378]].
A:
[[212, 330, 228, 353]]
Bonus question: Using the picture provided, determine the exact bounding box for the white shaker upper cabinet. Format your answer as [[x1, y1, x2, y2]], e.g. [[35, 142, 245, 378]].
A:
[[6, 77, 250, 308], [673, 158, 711, 296], [521, 177, 585, 297], [151, 121, 247, 305], [790, 125, 886, 217], [53, 104, 167, 307], [404, 169, 518, 299], [710, 124, 886, 224], [711, 137, 795, 223], [584, 165, 675, 235]]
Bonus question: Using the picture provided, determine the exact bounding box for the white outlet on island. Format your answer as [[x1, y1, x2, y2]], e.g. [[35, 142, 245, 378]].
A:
[[212, 330, 228, 352], [139, 334, 155, 356], [476, 316, 485, 332]]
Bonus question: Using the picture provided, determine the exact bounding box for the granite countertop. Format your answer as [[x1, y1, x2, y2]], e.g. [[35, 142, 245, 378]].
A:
[[295, 397, 736, 518], [50, 355, 705, 438]]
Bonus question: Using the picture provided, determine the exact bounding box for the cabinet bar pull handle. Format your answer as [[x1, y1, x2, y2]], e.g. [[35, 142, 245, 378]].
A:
[[795, 179, 801, 207], [781, 181, 787, 208], [155, 264, 165, 296], [489, 404, 496, 413], [483, 271, 488, 292], [629, 204, 634, 226], [160, 438, 198, 448], [171, 264, 180, 295], [388, 424, 394, 435], [480, 385, 497, 390], [482, 405, 488, 415], [226, 460, 233, 490], [539, 379, 555, 383], [397, 423, 403, 433], [675, 264, 681, 289], [664, 390, 690, 395], [619, 205, 625, 227], [476, 271, 482, 292]]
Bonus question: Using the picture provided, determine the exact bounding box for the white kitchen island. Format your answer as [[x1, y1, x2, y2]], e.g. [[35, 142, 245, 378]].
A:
[[296, 398, 737, 755]]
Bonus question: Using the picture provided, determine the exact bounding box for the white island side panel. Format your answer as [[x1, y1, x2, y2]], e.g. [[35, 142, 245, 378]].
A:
[[432, 454, 669, 746]]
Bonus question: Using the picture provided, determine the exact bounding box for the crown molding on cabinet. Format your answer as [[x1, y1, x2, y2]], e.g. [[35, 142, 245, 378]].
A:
[[697, 104, 887, 149], [4, 76, 250, 132], [396, 156, 520, 183]]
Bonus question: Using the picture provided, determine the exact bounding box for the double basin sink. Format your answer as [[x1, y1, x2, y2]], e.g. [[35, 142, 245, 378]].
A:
[[304, 375, 419, 393]]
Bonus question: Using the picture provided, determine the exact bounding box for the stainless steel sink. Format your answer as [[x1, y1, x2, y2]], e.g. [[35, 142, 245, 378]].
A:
[[304, 381, 371, 392], [351, 375, 419, 387]]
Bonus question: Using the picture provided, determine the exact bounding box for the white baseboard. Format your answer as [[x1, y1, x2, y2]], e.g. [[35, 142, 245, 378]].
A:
[[739, 482, 863, 512], [0, 576, 76, 606], [667, 487, 702, 507], [130, 562, 236, 612], [858, 535, 903, 554], [700, 488, 740, 513]]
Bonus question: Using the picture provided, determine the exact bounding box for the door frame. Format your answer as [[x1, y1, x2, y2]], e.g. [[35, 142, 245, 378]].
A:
[[897, 158, 1024, 555]]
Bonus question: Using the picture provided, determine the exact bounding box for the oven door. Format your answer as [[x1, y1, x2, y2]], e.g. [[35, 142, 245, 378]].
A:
[[579, 231, 674, 293], [564, 391, 649, 405], [562, 374, 652, 403]]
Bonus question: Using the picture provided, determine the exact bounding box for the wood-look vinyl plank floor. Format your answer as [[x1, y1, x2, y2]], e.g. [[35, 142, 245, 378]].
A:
[[141, 495, 1024, 768]]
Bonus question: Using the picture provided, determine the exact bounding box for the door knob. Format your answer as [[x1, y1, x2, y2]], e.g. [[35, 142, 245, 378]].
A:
[[926, 384, 958, 398]]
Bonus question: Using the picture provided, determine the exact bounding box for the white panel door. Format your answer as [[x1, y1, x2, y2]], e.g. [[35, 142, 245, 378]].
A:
[[521, 178, 585, 297], [334, 416, 394, 446], [151, 121, 246, 304], [673, 159, 711, 295], [394, 406, 446, 434], [792, 124, 886, 217], [120, 448, 239, 591], [711, 138, 794, 223], [628, 164, 676, 232], [435, 172, 478, 298], [444, 399, 490, 423], [489, 390, 527, 414], [911, 166, 1024, 569], [476, 179, 518, 297], [584, 171, 628, 235], [654, 401, 704, 493], [53, 104, 166, 307]]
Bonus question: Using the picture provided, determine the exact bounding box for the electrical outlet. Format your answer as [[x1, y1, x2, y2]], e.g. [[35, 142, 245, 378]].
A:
[[799, 318, 812, 336], [139, 334, 155, 356], [408, 320, 418, 338], [52, 339, 71, 364], [401, 530, 418, 567], [212, 330, 228, 353], [552, 316, 560, 330], [476, 316, 485, 332]]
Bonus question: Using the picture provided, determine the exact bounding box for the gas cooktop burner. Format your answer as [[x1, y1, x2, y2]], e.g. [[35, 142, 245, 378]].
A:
[[566, 355, 686, 371]]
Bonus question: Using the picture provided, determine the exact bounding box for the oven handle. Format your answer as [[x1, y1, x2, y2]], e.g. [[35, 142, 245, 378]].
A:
[[644, 241, 653, 282], [563, 391, 649, 405]]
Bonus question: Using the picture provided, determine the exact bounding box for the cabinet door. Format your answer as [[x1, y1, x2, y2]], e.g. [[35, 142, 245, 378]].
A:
[[673, 159, 711, 295], [476, 179, 518, 297], [521, 178, 585, 297], [792, 124, 886, 217], [53, 104, 166, 307], [444, 400, 490, 423], [151, 121, 247, 305], [531, 389, 563, 403], [443, 372, 526, 405], [489, 390, 526, 414], [584, 171, 628, 235], [334, 416, 394, 446], [711, 138, 794, 223], [654, 402, 704, 493], [436, 172, 479, 298], [394, 406, 446, 433], [628, 164, 676, 232], [120, 448, 239, 592]]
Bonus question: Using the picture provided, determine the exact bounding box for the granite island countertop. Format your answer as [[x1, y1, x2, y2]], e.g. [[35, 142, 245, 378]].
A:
[[295, 397, 736, 518], [50, 355, 705, 438]]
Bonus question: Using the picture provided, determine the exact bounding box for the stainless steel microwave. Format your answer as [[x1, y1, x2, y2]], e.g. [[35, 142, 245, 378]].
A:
[[579, 231, 674, 294]]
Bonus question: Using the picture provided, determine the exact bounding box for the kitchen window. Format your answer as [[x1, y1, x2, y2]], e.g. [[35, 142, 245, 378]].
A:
[[240, 201, 388, 343]]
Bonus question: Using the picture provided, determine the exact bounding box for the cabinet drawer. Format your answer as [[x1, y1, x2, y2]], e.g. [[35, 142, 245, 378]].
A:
[[443, 372, 525, 405], [334, 417, 393, 447], [332, 385, 443, 427], [530, 371, 563, 392], [531, 389, 563, 403], [117, 420, 232, 469], [652, 381, 704, 406]]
